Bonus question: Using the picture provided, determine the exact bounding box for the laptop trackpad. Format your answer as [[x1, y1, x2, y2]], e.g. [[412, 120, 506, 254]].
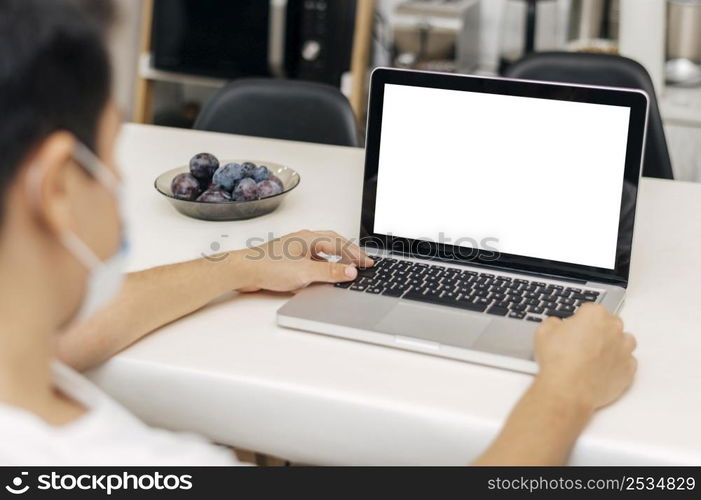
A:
[[374, 302, 490, 348]]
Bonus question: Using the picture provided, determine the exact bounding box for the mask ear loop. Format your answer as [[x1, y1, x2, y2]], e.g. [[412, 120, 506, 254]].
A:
[[71, 142, 119, 194], [71, 140, 128, 250], [59, 231, 102, 271]]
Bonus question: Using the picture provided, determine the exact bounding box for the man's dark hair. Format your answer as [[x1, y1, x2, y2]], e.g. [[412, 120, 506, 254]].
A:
[[0, 0, 114, 219]]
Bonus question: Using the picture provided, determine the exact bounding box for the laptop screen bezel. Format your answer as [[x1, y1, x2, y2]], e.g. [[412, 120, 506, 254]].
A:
[[359, 68, 649, 286]]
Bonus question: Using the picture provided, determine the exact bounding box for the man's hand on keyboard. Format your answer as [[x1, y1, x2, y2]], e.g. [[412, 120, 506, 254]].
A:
[[235, 230, 374, 292], [475, 303, 637, 465], [534, 303, 638, 411]]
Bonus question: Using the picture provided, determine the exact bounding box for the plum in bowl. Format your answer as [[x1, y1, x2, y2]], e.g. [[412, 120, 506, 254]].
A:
[[155, 158, 300, 221]]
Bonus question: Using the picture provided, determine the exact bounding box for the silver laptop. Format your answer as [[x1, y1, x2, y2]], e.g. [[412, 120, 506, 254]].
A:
[[278, 68, 649, 374]]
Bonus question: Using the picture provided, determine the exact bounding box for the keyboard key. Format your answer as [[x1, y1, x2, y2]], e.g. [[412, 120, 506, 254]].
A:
[[405, 289, 452, 305], [403, 289, 433, 302], [487, 306, 509, 316], [527, 306, 545, 314], [526, 316, 543, 322], [457, 300, 488, 313], [349, 283, 367, 291], [382, 286, 406, 298], [357, 267, 376, 278], [509, 310, 526, 319], [335, 281, 352, 289], [441, 291, 459, 301], [546, 309, 573, 319]]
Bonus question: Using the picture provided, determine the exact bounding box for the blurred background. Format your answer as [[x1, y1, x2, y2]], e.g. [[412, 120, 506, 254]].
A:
[[108, 0, 701, 181]]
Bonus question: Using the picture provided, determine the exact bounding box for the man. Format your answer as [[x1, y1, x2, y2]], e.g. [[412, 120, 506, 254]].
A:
[[0, 0, 637, 465]]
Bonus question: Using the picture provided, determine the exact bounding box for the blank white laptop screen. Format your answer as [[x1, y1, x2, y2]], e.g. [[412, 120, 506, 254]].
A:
[[373, 83, 631, 270]]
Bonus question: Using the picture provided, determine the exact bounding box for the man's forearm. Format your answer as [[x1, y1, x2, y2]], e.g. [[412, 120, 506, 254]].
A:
[[57, 250, 254, 371], [473, 377, 594, 465]]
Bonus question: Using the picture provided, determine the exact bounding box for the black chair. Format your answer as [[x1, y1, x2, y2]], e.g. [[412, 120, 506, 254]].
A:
[[194, 78, 359, 147], [504, 52, 674, 180]]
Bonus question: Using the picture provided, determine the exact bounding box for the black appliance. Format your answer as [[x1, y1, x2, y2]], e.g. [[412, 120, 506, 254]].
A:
[[151, 0, 357, 86]]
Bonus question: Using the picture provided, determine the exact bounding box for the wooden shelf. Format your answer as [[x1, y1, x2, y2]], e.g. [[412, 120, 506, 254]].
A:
[[132, 0, 375, 126], [138, 53, 229, 88]]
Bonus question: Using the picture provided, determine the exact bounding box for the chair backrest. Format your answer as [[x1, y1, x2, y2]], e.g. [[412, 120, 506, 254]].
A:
[[194, 78, 359, 147], [504, 52, 674, 180]]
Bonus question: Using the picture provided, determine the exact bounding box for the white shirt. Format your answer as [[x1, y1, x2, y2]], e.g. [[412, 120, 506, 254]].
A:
[[0, 362, 242, 465]]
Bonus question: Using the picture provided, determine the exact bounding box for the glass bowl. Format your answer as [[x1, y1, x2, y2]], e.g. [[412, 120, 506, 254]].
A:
[[154, 160, 300, 221]]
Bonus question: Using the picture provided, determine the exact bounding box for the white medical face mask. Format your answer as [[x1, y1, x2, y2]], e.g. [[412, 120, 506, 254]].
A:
[[61, 142, 128, 321], [60, 230, 127, 322]]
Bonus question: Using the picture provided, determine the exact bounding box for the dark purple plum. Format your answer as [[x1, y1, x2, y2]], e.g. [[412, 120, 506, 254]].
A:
[[240, 162, 257, 178], [257, 179, 283, 198], [197, 187, 232, 203], [171, 173, 202, 201], [189, 153, 219, 182], [268, 175, 284, 190], [212, 162, 245, 191], [251, 165, 270, 182], [233, 177, 259, 201]]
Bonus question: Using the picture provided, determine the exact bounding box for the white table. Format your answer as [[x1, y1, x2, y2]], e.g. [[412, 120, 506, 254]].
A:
[[88, 123, 701, 465]]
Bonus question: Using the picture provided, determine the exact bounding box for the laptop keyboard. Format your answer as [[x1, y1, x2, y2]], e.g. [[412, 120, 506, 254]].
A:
[[334, 257, 601, 322]]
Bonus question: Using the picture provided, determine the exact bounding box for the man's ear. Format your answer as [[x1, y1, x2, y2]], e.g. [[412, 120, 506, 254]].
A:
[[23, 131, 78, 236]]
